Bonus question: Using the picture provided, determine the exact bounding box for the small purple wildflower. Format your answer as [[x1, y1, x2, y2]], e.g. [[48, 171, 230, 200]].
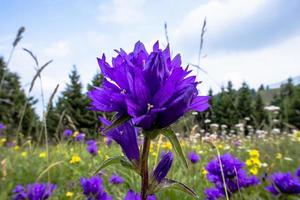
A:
[[152, 152, 173, 182], [80, 175, 112, 200], [86, 140, 98, 156], [12, 183, 56, 200], [99, 117, 140, 163], [188, 151, 200, 164], [63, 129, 73, 137], [88, 41, 210, 131], [104, 136, 112, 146], [296, 167, 300, 178], [205, 188, 225, 200], [265, 172, 300, 196], [159, 150, 167, 158], [109, 174, 124, 185], [124, 189, 156, 200], [75, 133, 85, 142], [205, 153, 259, 199], [0, 123, 5, 132]]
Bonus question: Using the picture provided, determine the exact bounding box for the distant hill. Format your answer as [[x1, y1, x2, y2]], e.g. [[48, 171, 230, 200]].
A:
[[268, 75, 300, 89], [260, 75, 300, 104]]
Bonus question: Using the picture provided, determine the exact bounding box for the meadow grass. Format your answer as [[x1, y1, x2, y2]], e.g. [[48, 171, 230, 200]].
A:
[[1, 134, 300, 200]]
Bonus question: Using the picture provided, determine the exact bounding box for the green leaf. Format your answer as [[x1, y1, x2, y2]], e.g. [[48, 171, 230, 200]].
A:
[[93, 156, 126, 175], [102, 115, 130, 134], [162, 129, 188, 168], [158, 178, 199, 199], [93, 156, 138, 176]]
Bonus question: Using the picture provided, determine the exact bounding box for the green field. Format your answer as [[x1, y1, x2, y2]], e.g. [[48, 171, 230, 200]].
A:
[[1, 133, 300, 200]]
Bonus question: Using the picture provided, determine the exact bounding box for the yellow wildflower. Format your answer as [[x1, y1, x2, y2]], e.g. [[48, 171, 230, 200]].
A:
[[149, 143, 155, 153], [66, 192, 74, 198], [73, 131, 79, 138], [276, 153, 282, 159], [217, 144, 224, 150], [70, 154, 81, 164], [293, 131, 300, 142], [21, 151, 27, 157], [249, 149, 260, 158], [98, 150, 101, 155], [246, 157, 261, 168], [14, 145, 20, 151], [249, 167, 258, 175], [201, 168, 208, 176], [104, 155, 109, 160], [39, 152, 47, 158], [0, 138, 6, 144], [162, 141, 172, 150]]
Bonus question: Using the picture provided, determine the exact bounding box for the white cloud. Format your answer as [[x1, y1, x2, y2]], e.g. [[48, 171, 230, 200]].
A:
[[197, 34, 300, 93], [97, 0, 147, 25], [44, 41, 71, 57]]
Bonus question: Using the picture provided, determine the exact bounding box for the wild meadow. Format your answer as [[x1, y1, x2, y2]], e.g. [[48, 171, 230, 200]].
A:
[[1, 26, 300, 200], [1, 129, 300, 199]]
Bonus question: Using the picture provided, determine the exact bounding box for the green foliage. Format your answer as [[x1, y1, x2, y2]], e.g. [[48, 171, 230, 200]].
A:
[[0, 57, 39, 139]]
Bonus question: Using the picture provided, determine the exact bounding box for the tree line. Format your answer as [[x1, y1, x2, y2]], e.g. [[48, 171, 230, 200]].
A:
[[0, 57, 299, 141]]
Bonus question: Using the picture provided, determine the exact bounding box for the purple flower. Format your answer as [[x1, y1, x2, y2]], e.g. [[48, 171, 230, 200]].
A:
[[109, 174, 124, 185], [124, 189, 156, 200], [75, 133, 85, 142], [80, 176, 112, 200], [0, 123, 5, 130], [205, 153, 259, 199], [12, 183, 56, 200], [296, 167, 300, 178], [265, 172, 300, 196], [99, 117, 140, 163], [86, 140, 98, 156], [188, 151, 200, 164], [88, 41, 210, 130], [63, 129, 73, 137], [152, 152, 173, 182], [159, 150, 167, 158], [205, 188, 225, 200], [104, 136, 112, 146]]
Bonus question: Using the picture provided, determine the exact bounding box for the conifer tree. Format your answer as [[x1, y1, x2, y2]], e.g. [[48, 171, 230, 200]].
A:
[[55, 66, 91, 133], [0, 57, 39, 139], [236, 82, 253, 120]]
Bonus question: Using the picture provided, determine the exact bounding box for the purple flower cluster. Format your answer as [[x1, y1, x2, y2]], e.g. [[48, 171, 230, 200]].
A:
[[205, 153, 259, 200], [88, 41, 210, 130], [75, 133, 85, 142], [86, 140, 98, 156], [109, 173, 124, 185], [80, 175, 112, 200], [188, 151, 200, 164], [12, 183, 56, 200], [63, 129, 73, 137], [124, 189, 156, 200], [265, 171, 300, 196], [100, 117, 140, 163], [152, 152, 173, 182]]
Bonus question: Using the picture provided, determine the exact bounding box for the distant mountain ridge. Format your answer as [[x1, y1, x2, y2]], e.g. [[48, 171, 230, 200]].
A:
[[260, 75, 300, 104], [268, 75, 300, 89]]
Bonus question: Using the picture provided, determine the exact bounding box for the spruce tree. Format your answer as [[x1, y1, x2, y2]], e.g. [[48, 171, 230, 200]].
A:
[[55, 66, 91, 133], [213, 82, 239, 128], [0, 57, 39, 139], [236, 82, 254, 120], [253, 91, 266, 127]]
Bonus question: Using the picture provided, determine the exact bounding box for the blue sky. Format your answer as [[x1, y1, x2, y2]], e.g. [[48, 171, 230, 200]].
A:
[[1, 0, 300, 116]]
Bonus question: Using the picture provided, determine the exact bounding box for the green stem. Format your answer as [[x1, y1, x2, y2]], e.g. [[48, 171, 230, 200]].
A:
[[141, 136, 151, 200]]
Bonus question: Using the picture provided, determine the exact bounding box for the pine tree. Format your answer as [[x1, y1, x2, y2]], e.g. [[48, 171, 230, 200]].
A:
[[253, 91, 266, 127], [213, 82, 239, 128], [236, 82, 254, 120], [55, 66, 92, 134], [0, 57, 39, 139], [288, 85, 300, 129]]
